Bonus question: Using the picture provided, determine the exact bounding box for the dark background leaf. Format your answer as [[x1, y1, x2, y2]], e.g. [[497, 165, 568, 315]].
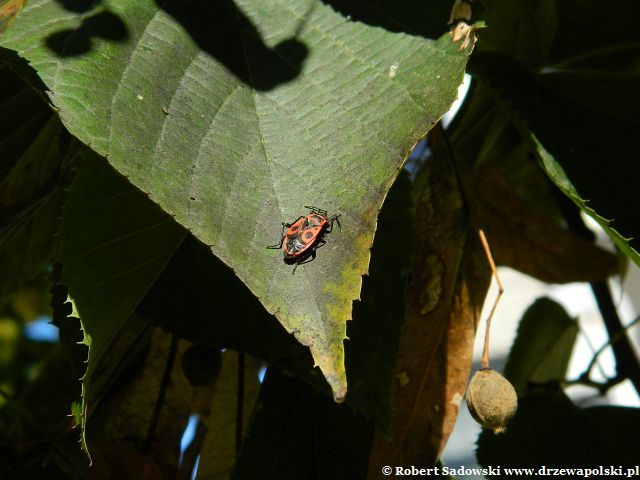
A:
[[233, 367, 373, 480], [477, 391, 640, 468], [196, 352, 262, 480], [478, 0, 558, 64], [503, 297, 578, 395], [0, 64, 73, 296], [470, 167, 618, 283], [470, 0, 640, 265], [90, 329, 191, 475], [58, 152, 186, 451], [344, 170, 414, 430]]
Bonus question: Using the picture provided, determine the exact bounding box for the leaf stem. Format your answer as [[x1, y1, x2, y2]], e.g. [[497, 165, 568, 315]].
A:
[[563, 375, 625, 395], [582, 315, 640, 382]]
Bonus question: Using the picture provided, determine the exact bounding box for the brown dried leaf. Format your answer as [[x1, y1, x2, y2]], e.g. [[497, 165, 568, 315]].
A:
[[92, 329, 191, 475], [471, 167, 619, 283], [0, 0, 26, 34], [196, 352, 262, 480], [449, 22, 479, 51], [369, 127, 491, 471], [87, 442, 162, 480]]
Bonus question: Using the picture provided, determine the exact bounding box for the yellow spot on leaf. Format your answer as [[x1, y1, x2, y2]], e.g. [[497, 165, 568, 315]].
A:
[[396, 371, 410, 387], [419, 254, 444, 314]]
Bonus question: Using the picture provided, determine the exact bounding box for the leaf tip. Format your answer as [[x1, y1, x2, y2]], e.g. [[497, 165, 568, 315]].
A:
[[333, 387, 347, 403]]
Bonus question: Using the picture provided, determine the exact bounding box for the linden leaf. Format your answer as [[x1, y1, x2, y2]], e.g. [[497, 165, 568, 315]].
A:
[[2, 0, 472, 398]]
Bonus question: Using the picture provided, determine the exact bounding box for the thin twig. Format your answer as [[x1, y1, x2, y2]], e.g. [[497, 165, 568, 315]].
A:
[[582, 315, 640, 381], [563, 375, 625, 395], [579, 327, 609, 381], [478, 229, 504, 369], [591, 281, 640, 394]]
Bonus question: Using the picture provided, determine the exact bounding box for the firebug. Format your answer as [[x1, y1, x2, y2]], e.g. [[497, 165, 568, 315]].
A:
[[268, 206, 341, 273]]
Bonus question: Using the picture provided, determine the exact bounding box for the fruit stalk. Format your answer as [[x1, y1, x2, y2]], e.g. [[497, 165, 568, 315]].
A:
[[466, 230, 517, 434], [478, 229, 503, 369]]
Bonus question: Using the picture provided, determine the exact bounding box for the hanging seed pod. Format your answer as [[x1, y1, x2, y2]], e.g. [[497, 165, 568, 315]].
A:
[[466, 368, 517, 434]]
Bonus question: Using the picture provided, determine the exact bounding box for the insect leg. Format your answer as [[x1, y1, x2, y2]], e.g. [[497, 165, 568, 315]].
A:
[[304, 206, 328, 217], [295, 249, 318, 266], [267, 222, 289, 249]]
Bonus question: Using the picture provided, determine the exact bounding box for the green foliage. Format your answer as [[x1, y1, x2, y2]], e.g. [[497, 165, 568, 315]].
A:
[[471, 0, 640, 266], [1, 0, 472, 398], [504, 297, 578, 395], [58, 151, 185, 458], [0, 0, 639, 478], [0, 64, 74, 296]]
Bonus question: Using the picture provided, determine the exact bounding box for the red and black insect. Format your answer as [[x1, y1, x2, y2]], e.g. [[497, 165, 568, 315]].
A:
[[268, 206, 341, 273]]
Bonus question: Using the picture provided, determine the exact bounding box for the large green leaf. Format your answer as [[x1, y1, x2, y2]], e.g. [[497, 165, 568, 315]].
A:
[[1, 0, 472, 398]]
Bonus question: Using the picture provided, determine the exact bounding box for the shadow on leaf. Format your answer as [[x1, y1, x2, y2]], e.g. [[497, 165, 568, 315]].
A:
[[320, 0, 452, 39], [45, 0, 309, 91], [155, 0, 309, 91], [45, 9, 129, 57]]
